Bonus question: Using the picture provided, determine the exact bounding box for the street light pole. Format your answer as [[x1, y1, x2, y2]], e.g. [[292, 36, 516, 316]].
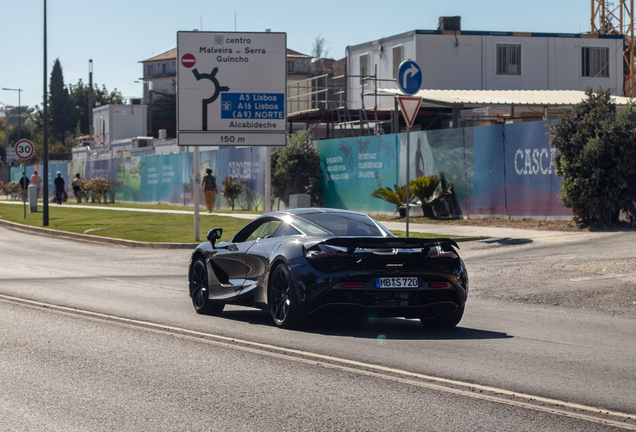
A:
[[43, 0, 49, 226], [88, 59, 93, 139], [0, 101, 8, 177], [2, 87, 22, 140]]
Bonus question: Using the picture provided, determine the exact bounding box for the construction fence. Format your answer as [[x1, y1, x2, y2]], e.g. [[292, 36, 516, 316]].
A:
[[10, 120, 571, 219]]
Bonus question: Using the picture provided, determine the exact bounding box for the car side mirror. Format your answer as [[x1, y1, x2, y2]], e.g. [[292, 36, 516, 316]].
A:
[[207, 228, 223, 248]]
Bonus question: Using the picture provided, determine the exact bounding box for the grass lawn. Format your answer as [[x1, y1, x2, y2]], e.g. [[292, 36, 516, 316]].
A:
[[0, 203, 247, 243], [0, 202, 455, 243]]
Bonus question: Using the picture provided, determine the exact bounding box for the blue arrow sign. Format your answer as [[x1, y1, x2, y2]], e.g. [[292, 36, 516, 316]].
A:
[[397, 60, 422, 95]]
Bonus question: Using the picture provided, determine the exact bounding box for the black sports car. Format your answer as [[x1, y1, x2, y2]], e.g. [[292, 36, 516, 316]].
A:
[[188, 208, 468, 329]]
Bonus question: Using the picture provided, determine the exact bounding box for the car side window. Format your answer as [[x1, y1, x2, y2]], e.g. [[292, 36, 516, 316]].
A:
[[273, 223, 302, 238], [245, 221, 282, 242], [233, 219, 272, 243]]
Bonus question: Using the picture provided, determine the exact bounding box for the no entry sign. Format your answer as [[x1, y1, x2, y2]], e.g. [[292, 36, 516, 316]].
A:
[[15, 139, 35, 160], [181, 54, 196, 68]]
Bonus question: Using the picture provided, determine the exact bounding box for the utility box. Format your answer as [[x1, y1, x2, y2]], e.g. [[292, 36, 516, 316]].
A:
[[28, 184, 38, 213], [289, 194, 310, 209]]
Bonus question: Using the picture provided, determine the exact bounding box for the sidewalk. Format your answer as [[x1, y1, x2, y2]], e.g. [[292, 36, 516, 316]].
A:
[[0, 200, 588, 241]]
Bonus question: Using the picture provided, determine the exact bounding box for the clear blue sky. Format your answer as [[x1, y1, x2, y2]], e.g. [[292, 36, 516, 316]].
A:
[[1, 0, 591, 109]]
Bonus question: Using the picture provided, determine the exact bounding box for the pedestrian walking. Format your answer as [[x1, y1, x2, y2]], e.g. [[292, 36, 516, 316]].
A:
[[54, 172, 65, 205], [19, 171, 30, 203], [71, 173, 82, 203], [30, 170, 42, 199], [201, 168, 218, 213]]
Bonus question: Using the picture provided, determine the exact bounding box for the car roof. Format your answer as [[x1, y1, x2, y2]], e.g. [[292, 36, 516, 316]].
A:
[[262, 208, 367, 218]]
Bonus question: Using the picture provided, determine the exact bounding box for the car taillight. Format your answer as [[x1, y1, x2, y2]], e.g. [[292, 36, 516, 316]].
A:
[[342, 283, 366, 288], [428, 283, 449, 288], [304, 245, 357, 260]]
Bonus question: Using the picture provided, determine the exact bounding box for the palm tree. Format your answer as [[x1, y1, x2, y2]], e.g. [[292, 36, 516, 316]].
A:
[[371, 184, 413, 217], [409, 173, 453, 218]]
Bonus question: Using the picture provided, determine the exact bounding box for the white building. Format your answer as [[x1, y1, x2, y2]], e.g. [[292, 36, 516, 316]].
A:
[[346, 26, 625, 111], [93, 104, 148, 146]]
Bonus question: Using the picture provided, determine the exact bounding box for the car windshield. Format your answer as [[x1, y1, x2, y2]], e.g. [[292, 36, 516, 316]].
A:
[[295, 212, 392, 237]]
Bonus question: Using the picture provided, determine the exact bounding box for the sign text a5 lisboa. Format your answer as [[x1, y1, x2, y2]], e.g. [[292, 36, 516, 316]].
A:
[[177, 31, 287, 146]]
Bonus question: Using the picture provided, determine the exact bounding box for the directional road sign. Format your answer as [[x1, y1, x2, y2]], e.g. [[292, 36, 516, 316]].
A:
[[396, 60, 422, 96], [15, 139, 35, 160], [177, 31, 287, 146]]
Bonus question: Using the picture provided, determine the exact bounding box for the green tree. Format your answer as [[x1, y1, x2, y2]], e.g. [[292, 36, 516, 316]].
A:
[[549, 88, 636, 225], [68, 79, 124, 136], [152, 90, 176, 122], [5, 106, 34, 127], [271, 131, 322, 207], [49, 58, 74, 145]]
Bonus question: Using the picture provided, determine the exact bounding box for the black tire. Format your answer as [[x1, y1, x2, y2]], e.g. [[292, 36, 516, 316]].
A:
[[268, 263, 305, 329], [190, 258, 225, 315], [420, 305, 464, 328]]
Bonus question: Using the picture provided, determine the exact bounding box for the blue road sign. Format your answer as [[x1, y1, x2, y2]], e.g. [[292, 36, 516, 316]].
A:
[[397, 60, 422, 95]]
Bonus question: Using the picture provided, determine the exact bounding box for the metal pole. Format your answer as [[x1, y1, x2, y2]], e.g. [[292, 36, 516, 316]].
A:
[[88, 60, 93, 137], [406, 126, 410, 237], [22, 165, 26, 219], [18, 90, 21, 140], [264, 146, 271, 212], [193, 146, 200, 242], [43, 0, 49, 226]]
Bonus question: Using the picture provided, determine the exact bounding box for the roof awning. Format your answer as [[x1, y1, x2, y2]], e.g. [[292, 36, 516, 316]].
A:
[[377, 88, 633, 107]]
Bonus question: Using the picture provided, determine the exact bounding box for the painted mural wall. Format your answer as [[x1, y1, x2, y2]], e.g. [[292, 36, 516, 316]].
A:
[[11, 120, 571, 219], [11, 147, 266, 211], [318, 120, 571, 219]]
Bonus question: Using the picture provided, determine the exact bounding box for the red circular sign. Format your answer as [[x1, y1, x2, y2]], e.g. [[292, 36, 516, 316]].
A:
[[15, 139, 35, 160], [181, 54, 196, 68]]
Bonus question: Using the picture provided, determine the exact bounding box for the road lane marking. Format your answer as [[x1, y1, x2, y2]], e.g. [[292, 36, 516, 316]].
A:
[[1, 293, 635, 430]]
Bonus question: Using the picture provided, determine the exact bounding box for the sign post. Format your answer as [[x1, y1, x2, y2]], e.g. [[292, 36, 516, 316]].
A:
[[177, 31, 286, 240], [396, 60, 422, 237], [15, 139, 35, 219]]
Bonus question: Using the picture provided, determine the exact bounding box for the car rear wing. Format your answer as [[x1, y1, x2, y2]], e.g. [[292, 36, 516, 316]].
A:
[[319, 237, 459, 255]]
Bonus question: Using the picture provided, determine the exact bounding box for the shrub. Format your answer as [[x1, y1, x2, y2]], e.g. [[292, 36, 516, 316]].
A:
[[0, 181, 20, 200], [549, 88, 636, 225], [221, 176, 245, 211], [409, 173, 453, 218], [81, 178, 111, 203], [371, 185, 412, 217], [271, 131, 322, 207]]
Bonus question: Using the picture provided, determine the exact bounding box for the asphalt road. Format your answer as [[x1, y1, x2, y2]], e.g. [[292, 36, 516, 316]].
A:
[[1, 226, 635, 430]]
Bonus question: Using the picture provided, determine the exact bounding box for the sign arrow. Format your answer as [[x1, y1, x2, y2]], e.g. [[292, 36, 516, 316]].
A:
[[402, 65, 420, 89]]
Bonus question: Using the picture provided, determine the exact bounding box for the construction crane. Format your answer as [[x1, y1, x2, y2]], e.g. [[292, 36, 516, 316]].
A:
[[591, 0, 635, 96]]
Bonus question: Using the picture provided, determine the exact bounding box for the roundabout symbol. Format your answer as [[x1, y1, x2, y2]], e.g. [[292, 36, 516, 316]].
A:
[[193, 68, 230, 131]]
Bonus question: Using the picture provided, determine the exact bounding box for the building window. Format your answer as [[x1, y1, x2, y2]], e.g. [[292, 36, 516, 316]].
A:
[[360, 54, 369, 84], [147, 65, 152, 78], [392, 46, 403, 80], [497, 44, 521, 75], [287, 61, 294, 73], [162, 64, 167, 75], [582, 46, 609, 78]]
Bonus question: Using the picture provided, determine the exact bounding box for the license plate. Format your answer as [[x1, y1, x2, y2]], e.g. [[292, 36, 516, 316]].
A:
[[375, 277, 418, 288]]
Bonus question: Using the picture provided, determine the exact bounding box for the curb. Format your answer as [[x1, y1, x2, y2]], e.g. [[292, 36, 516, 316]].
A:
[[0, 220, 197, 249]]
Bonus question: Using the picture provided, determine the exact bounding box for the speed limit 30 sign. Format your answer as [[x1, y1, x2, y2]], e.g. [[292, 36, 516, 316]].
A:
[[15, 139, 35, 160]]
